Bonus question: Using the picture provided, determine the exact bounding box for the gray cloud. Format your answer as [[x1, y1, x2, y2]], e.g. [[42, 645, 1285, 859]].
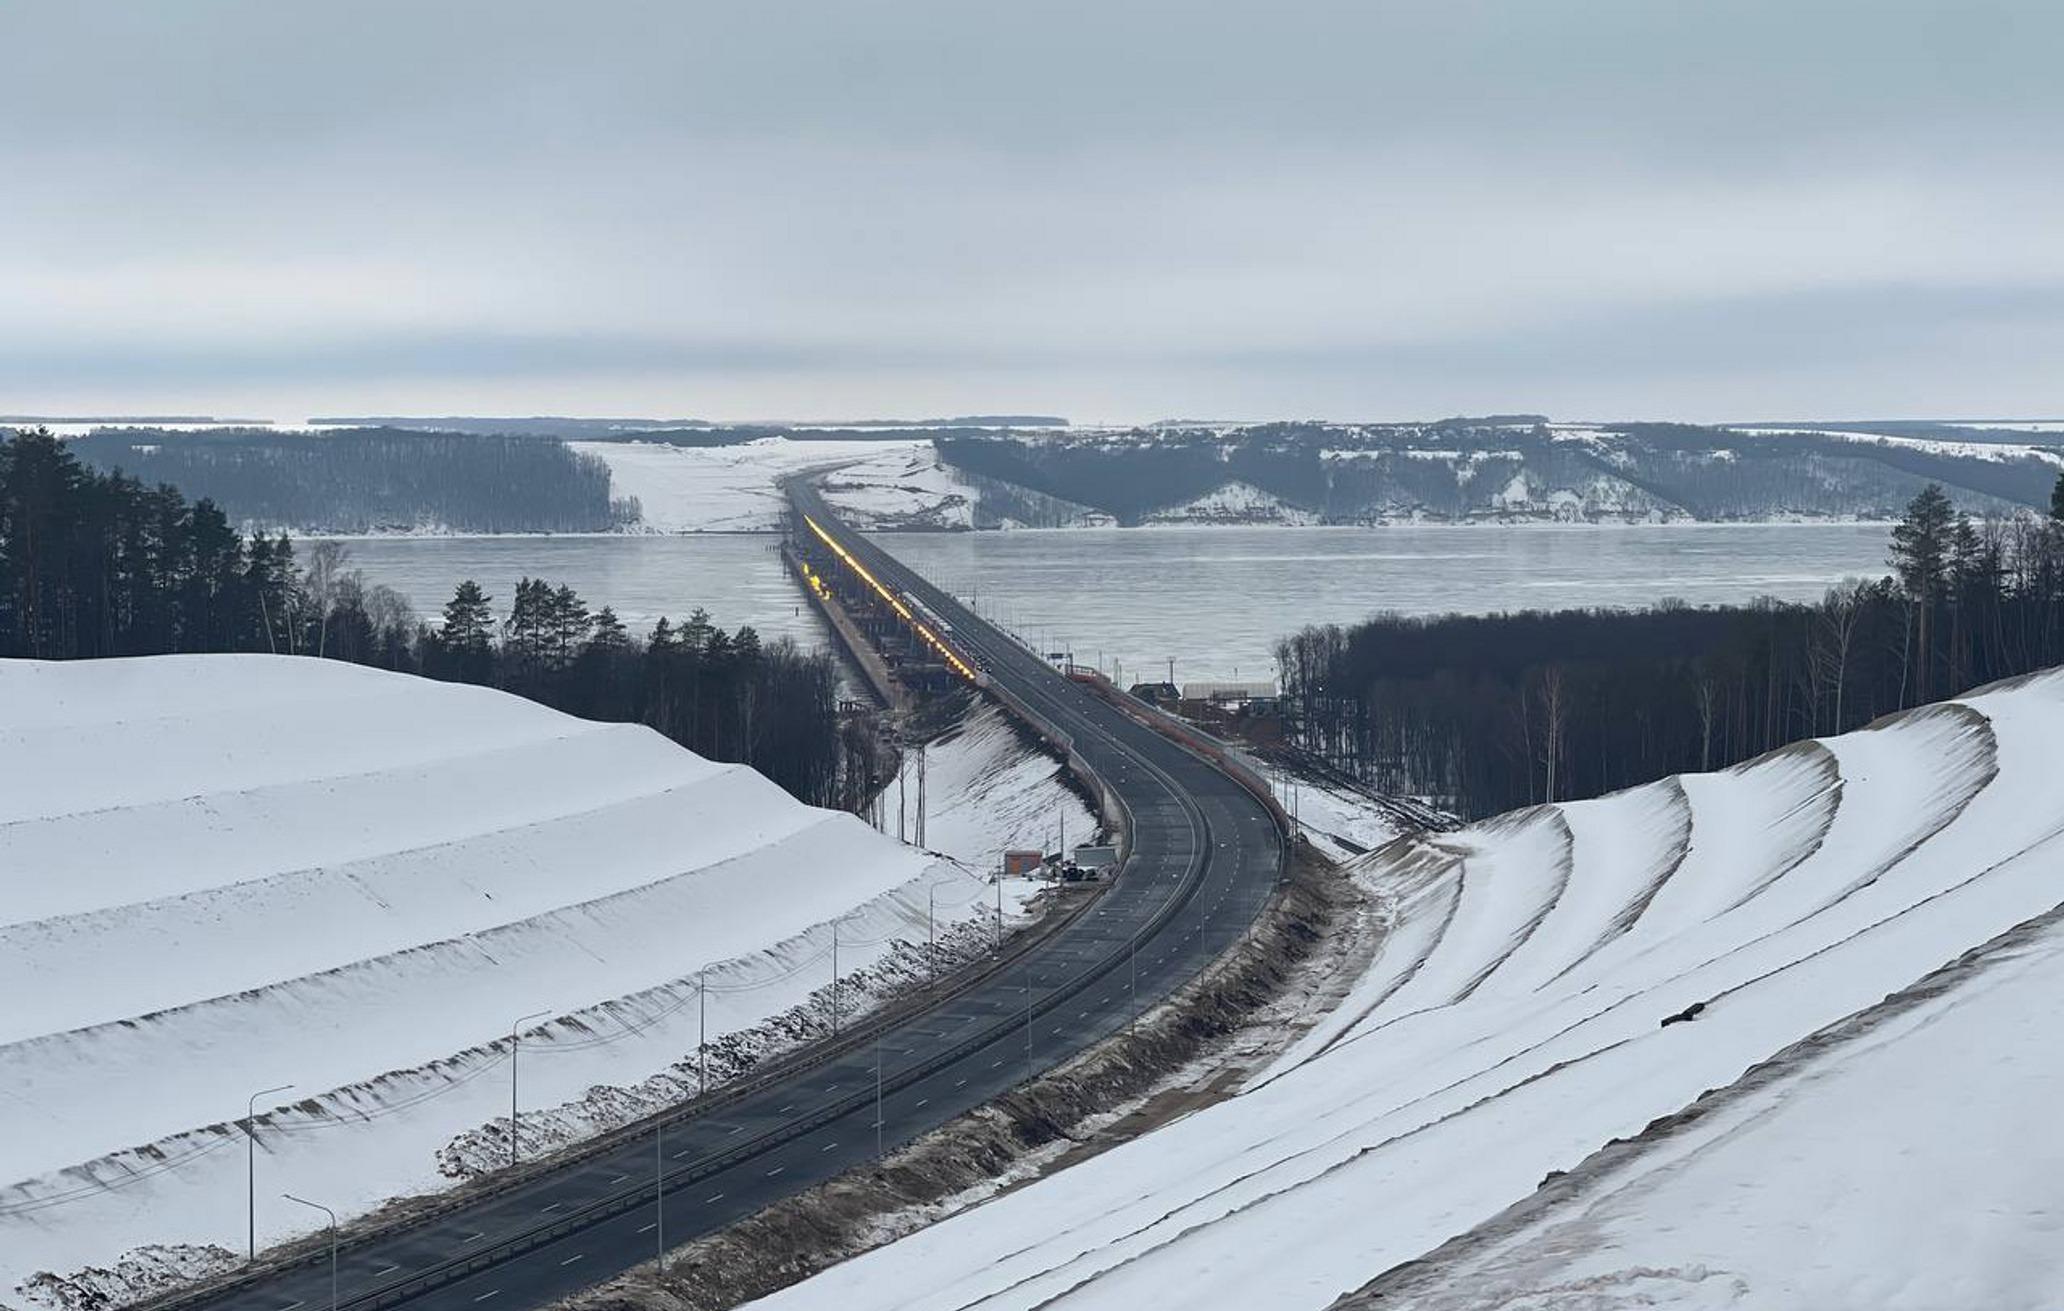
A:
[[1, 1, 2059, 420]]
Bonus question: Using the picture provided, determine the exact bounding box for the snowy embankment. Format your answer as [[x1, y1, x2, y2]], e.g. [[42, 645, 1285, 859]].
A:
[[752, 669, 2064, 1311], [883, 703, 1099, 876], [574, 438, 977, 532], [0, 656, 1030, 1305]]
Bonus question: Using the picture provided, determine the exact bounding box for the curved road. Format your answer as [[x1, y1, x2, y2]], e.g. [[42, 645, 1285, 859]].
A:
[[190, 490, 1284, 1311]]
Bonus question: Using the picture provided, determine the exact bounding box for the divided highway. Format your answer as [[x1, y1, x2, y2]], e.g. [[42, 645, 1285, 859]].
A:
[[186, 488, 1285, 1311]]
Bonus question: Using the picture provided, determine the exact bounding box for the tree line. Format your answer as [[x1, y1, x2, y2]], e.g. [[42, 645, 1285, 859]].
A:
[[1276, 479, 2064, 819], [64, 426, 638, 533], [0, 428, 859, 808]]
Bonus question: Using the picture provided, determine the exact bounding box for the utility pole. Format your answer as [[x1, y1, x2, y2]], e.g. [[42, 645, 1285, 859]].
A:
[[874, 1033, 885, 1158], [655, 1119, 666, 1273], [697, 970, 709, 1096], [280, 1194, 337, 1311], [926, 885, 937, 985], [994, 876, 1003, 954], [1023, 967, 1034, 1084], [1167, 656, 1175, 686], [245, 1083, 294, 1264], [831, 919, 841, 1036], [1129, 932, 1139, 1038], [508, 1009, 549, 1169]]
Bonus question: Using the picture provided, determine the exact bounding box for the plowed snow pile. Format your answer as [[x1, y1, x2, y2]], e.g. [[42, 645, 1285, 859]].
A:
[[753, 669, 2064, 1311], [0, 656, 1006, 1300]]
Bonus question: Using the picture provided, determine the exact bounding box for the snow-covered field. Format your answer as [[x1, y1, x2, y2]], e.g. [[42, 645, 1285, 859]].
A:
[[574, 439, 979, 532], [0, 656, 1026, 1302], [752, 669, 2064, 1311]]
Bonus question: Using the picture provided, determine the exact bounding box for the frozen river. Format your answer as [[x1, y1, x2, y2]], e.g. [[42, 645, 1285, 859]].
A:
[[338, 522, 1894, 684]]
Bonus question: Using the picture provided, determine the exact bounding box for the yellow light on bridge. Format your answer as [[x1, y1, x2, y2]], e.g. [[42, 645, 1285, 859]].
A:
[[804, 514, 978, 683]]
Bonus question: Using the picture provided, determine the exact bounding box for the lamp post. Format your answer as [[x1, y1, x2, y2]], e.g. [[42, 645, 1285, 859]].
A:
[[244, 1083, 294, 1264], [280, 1194, 337, 1311], [697, 969, 709, 1096], [926, 885, 937, 985], [508, 1009, 550, 1169], [654, 1118, 666, 1274]]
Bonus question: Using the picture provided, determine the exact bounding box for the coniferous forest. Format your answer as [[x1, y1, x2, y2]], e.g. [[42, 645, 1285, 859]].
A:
[[0, 428, 857, 807], [66, 426, 639, 533], [1278, 479, 2064, 819]]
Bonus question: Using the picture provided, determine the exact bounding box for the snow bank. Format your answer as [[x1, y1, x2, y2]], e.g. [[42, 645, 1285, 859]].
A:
[[0, 656, 1003, 1300], [748, 669, 2064, 1311], [882, 702, 1099, 876]]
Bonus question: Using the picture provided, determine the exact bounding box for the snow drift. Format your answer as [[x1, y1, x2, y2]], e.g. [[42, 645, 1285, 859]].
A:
[[0, 655, 1005, 1302], [751, 669, 2064, 1311]]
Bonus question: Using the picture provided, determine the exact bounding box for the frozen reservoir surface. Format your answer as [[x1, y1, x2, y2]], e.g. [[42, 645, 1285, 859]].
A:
[[0, 656, 1022, 1299], [753, 667, 2064, 1311]]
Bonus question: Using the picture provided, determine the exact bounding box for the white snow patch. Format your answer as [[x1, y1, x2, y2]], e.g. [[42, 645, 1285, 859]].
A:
[[573, 438, 983, 533]]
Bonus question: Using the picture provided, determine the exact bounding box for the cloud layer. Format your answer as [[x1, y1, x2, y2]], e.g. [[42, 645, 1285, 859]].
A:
[[4, 0, 2060, 421]]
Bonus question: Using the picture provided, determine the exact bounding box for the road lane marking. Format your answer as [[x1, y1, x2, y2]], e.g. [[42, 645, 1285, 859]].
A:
[[638, 1223, 656, 1234], [461, 1232, 485, 1244], [725, 1125, 743, 1135], [371, 1264, 400, 1276], [474, 1293, 500, 1303], [673, 1150, 691, 1159], [915, 1098, 928, 1108], [820, 1141, 837, 1152], [540, 1202, 562, 1213], [560, 1255, 584, 1266], [706, 1192, 726, 1203], [766, 1166, 785, 1177]]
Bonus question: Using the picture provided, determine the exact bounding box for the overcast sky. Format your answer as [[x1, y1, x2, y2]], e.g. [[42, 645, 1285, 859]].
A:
[[3, 0, 2060, 424]]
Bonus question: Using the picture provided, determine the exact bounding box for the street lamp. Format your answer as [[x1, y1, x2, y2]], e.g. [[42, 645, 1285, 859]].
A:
[[508, 1009, 550, 1169], [280, 1194, 337, 1311], [244, 1083, 294, 1264]]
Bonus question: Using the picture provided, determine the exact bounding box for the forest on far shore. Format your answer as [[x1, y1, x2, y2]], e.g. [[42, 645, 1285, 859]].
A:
[[1278, 478, 2064, 819], [64, 426, 639, 534]]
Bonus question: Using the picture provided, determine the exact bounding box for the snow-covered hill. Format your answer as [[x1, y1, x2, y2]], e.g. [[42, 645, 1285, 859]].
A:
[[752, 668, 2064, 1311], [575, 439, 1106, 533], [0, 656, 1017, 1303]]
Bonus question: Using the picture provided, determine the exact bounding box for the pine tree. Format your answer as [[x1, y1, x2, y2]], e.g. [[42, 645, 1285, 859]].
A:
[[2051, 472, 2064, 524], [441, 580, 495, 649], [1889, 484, 1954, 703]]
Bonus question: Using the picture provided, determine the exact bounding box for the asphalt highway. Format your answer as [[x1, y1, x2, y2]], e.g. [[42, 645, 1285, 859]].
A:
[[186, 488, 1285, 1311]]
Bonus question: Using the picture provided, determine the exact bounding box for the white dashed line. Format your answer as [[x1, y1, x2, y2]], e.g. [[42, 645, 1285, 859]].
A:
[[706, 1192, 726, 1203], [473, 1293, 500, 1304], [560, 1255, 584, 1266], [767, 1166, 785, 1177]]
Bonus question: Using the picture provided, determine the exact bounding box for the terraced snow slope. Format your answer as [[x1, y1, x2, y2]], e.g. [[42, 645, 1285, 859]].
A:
[[0, 656, 1000, 1299], [752, 669, 2064, 1311]]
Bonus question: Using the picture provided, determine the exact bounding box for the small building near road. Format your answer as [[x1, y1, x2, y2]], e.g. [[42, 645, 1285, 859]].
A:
[[1002, 849, 1046, 878], [1180, 680, 1280, 713], [1128, 681, 1181, 709]]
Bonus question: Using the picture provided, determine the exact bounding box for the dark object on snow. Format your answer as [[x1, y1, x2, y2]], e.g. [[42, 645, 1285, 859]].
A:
[[1660, 1001, 1707, 1027]]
